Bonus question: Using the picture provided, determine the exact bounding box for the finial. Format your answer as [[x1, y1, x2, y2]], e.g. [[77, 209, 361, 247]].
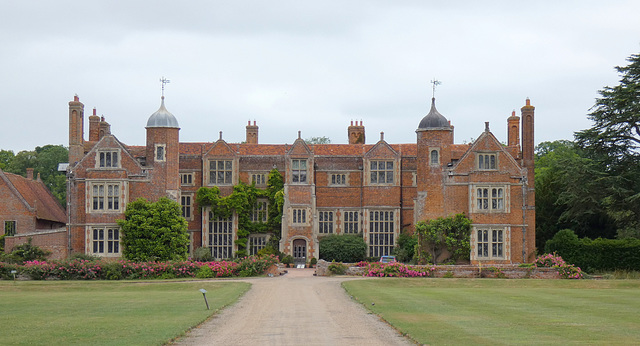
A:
[[160, 77, 170, 97], [298, 130, 301, 139], [485, 122, 490, 132], [430, 79, 442, 98], [526, 97, 531, 106], [380, 132, 384, 141], [219, 131, 222, 140]]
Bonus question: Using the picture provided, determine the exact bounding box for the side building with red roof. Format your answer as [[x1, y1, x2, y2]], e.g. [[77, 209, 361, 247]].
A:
[[1, 168, 68, 259], [66, 94, 535, 264]]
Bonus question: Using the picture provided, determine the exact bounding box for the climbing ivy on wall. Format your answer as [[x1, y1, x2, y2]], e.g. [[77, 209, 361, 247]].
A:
[[196, 169, 284, 257]]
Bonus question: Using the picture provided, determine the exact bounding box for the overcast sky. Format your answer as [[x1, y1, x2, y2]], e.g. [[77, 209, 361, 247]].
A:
[[1, 1, 639, 153]]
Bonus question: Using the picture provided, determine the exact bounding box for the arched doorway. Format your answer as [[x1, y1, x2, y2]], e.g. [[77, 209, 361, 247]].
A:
[[292, 239, 307, 266]]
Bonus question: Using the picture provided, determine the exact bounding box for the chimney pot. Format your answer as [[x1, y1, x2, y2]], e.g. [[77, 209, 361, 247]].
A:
[[380, 132, 384, 141], [485, 122, 490, 132]]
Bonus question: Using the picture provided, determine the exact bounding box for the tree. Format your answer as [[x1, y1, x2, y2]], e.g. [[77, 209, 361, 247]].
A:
[[415, 214, 472, 264], [117, 197, 189, 261], [0, 150, 14, 170], [304, 136, 331, 144], [534, 141, 616, 250], [574, 52, 640, 238], [319, 234, 367, 263]]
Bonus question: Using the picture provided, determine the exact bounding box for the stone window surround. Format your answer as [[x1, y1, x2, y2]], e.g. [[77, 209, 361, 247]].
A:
[[95, 149, 120, 169], [328, 172, 349, 186], [86, 225, 121, 257], [155, 144, 166, 162], [469, 184, 510, 213], [365, 159, 397, 186], [476, 152, 498, 170], [318, 210, 334, 234], [471, 225, 509, 261], [86, 180, 127, 214], [208, 159, 234, 186], [181, 193, 194, 221], [180, 172, 194, 186]]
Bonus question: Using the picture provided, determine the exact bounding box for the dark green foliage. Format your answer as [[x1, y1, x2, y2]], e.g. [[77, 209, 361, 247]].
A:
[[281, 255, 293, 265], [534, 141, 616, 250], [69, 252, 99, 261], [196, 169, 284, 256], [573, 52, 640, 238], [393, 232, 417, 263], [415, 213, 472, 264], [117, 197, 189, 261], [4, 238, 50, 263], [545, 229, 640, 272], [319, 234, 367, 263], [309, 257, 317, 265]]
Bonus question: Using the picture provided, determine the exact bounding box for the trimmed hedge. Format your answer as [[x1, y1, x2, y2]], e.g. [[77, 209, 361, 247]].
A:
[[545, 229, 640, 272], [319, 234, 367, 263]]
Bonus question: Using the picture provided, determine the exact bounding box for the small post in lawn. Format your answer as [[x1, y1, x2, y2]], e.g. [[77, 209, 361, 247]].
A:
[[199, 289, 210, 310], [11, 270, 17, 282]]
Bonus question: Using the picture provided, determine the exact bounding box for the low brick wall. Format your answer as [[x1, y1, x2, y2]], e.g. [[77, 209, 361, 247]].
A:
[[316, 260, 560, 279], [4, 229, 68, 260]]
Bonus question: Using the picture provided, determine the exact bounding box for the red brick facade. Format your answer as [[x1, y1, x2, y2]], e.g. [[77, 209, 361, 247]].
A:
[[1, 169, 67, 258], [67, 95, 536, 264]]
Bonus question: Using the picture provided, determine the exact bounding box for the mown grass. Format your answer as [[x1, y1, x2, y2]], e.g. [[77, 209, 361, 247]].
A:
[[0, 280, 250, 345], [343, 279, 640, 345]]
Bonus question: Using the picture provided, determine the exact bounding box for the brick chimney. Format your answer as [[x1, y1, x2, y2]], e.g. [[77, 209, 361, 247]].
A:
[[246, 120, 258, 144], [348, 120, 365, 144], [26, 168, 34, 180]]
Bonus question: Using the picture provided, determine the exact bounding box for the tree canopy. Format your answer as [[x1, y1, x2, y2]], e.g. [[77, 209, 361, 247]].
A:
[[304, 136, 331, 144], [415, 213, 472, 264], [117, 197, 189, 261]]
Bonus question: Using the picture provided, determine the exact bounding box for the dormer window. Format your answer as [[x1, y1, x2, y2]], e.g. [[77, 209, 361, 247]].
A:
[[98, 150, 119, 168], [477, 153, 497, 170]]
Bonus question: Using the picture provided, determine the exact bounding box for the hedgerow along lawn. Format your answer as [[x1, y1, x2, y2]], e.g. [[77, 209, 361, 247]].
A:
[[0, 280, 250, 345], [343, 278, 640, 345]]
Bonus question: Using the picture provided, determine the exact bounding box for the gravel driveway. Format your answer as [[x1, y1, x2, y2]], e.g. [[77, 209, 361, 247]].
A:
[[173, 268, 413, 345]]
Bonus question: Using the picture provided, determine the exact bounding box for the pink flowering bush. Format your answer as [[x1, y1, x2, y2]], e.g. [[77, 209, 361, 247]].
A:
[[362, 262, 436, 278], [3, 255, 278, 280], [535, 252, 584, 279]]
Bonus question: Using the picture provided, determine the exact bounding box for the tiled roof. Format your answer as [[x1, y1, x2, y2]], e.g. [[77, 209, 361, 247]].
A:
[[3, 172, 66, 224]]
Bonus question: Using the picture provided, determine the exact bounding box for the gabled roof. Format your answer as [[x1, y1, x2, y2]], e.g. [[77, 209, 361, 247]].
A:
[[0, 169, 66, 224]]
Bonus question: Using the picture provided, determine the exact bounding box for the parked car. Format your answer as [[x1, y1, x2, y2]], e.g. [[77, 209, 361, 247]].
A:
[[379, 255, 396, 263]]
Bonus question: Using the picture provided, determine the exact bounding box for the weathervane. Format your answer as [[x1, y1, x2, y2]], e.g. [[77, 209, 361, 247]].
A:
[[430, 79, 441, 98], [160, 77, 170, 97]]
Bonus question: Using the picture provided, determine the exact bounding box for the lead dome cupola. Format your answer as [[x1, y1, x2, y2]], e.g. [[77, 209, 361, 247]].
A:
[[146, 96, 179, 128], [418, 98, 450, 130]]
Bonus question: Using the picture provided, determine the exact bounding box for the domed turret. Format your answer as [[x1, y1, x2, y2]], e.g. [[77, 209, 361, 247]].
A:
[[418, 98, 450, 130], [146, 96, 179, 128]]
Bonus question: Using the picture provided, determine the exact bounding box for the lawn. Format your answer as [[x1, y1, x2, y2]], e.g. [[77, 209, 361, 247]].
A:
[[0, 280, 250, 345], [343, 278, 640, 345]]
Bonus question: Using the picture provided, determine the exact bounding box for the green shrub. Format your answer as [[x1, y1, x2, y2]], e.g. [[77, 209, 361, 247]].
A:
[[393, 232, 417, 263], [319, 234, 367, 263], [192, 247, 213, 262], [309, 257, 317, 266], [195, 265, 214, 278], [9, 238, 50, 263], [100, 261, 125, 280], [281, 255, 293, 266], [69, 252, 99, 261], [545, 229, 640, 272], [328, 262, 347, 275]]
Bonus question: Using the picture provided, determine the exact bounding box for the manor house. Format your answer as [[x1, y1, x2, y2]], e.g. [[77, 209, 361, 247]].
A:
[[66, 94, 536, 264]]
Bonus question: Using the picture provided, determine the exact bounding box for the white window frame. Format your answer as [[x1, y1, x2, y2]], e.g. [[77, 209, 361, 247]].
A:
[[318, 210, 334, 234], [88, 181, 123, 213], [88, 226, 121, 257], [430, 148, 440, 166], [181, 194, 193, 221], [96, 150, 120, 169], [155, 144, 166, 162], [291, 159, 308, 184], [369, 160, 394, 185], [477, 152, 497, 170], [342, 210, 359, 234], [180, 173, 194, 186], [292, 208, 307, 225], [208, 212, 234, 259], [368, 210, 395, 257], [473, 227, 508, 260], [209, 159, 233, 185], [471, 185, 508, 213], [251, 173, 267, 186]]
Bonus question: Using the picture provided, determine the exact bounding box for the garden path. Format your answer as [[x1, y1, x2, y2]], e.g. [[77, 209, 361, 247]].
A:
[[173, 268, 413, 346]]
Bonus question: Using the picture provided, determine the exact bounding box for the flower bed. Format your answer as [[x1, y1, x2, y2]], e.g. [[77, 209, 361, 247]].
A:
[[0, 255, 279, 280]]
